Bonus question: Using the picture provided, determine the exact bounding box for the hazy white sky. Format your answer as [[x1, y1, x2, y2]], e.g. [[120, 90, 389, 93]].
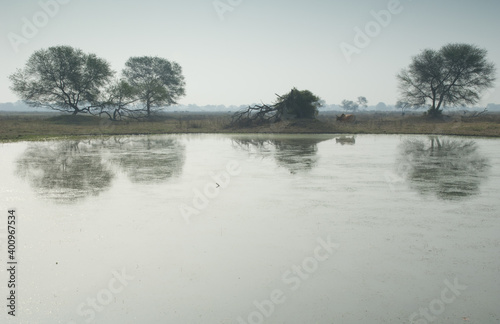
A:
[[1, 0, 499, 106]]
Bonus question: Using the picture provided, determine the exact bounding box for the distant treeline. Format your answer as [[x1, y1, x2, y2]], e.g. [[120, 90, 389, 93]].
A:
[[1, 101, 499, 113]]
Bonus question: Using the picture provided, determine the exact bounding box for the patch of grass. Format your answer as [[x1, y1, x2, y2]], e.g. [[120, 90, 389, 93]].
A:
[[1, 111, 499, 142], [47, 114, 103, 125]]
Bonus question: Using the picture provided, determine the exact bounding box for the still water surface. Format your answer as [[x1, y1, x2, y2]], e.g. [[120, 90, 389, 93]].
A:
[[0, 134, 499, 323]]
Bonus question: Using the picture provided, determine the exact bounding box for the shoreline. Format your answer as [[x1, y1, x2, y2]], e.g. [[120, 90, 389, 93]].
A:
[[1, 112, 500, 142]]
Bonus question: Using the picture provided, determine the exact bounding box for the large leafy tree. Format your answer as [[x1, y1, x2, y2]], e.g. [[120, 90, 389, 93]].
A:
[[276, 88, 322, 119], [122, 56, 186, 117], [397, 43, 496, 117], [9, 46, 113, 115]]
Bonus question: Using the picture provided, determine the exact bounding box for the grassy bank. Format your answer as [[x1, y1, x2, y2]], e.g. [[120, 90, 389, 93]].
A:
[[1, 111, 500, 142]]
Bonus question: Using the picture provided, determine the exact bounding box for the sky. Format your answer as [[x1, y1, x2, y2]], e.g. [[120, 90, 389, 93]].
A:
[[1, 0, 499, 107]]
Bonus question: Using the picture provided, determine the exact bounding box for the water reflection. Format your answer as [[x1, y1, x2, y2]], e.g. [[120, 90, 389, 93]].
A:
[[335, 136, 356, 145], [232, 136, 334, 173], [16, 136, 186, 202], [396, 137, 490, 200], [108, 137, 185, 183], [16, 141, 114, 203]]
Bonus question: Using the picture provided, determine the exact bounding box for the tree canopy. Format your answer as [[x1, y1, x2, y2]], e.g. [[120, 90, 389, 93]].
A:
[[9, 47, 186, 118], [123, 56, 186, 117], [397, 43, 496, 117], [9, 45, 113, 115], [276, 88, 322, 119]]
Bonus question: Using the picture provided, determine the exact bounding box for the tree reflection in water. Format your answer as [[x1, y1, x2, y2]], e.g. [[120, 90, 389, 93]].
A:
[[16, 141, 114, 203], [16, 136, 186, 202], [396, 137, 490, 200], [108, 136, 185, 183], [232, 136, 334, 174]]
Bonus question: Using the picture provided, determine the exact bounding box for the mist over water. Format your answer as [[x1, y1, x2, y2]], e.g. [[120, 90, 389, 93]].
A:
[[0, 134, 499, 323]]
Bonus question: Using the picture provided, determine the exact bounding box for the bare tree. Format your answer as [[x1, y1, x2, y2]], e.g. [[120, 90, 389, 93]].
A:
[[395, 100, 411, 116], [340, 100, 359, 112], [357, 96, 368, 109]]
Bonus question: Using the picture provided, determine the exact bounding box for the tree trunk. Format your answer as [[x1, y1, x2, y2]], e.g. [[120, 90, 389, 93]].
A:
[[427, 107, 441, 118]]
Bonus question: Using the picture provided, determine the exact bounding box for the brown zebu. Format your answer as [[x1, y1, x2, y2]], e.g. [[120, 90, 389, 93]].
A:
[[336, 113, 356, 122]]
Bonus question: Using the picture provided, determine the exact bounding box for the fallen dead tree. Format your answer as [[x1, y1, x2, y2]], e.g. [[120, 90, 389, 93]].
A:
[[231, 101, 284, 126], [461, 108, 488, 120], [230, 88, 322, 126]]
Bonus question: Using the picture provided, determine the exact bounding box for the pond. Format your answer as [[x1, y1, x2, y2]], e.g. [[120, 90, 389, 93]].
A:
[[0, 134, 499, 323]]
